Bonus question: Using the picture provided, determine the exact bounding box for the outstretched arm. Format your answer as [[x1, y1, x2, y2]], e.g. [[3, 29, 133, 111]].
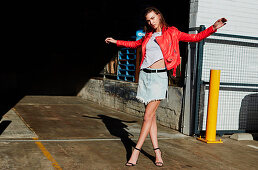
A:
[[178, 18, 227, 42], [105, 37, 144, 48], [105, 37, 117, 44]]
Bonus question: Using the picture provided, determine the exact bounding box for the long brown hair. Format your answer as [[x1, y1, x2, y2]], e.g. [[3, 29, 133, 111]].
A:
[[144, 7, 169, 33]]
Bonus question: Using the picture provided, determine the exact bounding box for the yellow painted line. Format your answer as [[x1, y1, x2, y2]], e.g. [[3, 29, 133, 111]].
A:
[[33, 137, 62, 170]]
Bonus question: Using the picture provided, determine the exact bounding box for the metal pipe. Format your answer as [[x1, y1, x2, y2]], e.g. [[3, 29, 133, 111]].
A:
[[197, 70, 223, 143]]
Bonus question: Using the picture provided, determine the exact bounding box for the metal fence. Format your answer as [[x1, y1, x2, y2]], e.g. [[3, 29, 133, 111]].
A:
[[194, 26, 258, 135]]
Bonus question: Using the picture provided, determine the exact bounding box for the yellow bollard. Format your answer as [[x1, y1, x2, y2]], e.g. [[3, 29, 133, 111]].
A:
[[197, 70, 223, 143]]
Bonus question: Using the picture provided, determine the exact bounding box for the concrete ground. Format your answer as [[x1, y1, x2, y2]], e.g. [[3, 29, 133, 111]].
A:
[[0, 96, 257, 170]]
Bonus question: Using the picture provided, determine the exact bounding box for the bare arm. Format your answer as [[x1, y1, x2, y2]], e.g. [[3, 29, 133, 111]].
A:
[[105, 37, 144, 48], [105, 37, 117, 44]]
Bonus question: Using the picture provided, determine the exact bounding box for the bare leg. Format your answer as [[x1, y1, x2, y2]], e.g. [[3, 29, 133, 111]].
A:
[[149, 113, 163, 165], [126, 100, 160, 165], [149, 114, 158, 148]]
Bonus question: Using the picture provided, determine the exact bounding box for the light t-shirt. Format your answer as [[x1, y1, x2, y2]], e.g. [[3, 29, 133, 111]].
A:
[[141, 32, 164, 69]]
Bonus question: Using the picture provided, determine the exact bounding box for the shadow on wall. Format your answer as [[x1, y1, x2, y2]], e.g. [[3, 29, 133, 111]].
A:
[[239, 93, 258, 132]]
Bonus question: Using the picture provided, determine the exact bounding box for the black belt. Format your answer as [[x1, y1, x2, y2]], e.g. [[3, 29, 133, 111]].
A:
[[141, 68, 167, 73]]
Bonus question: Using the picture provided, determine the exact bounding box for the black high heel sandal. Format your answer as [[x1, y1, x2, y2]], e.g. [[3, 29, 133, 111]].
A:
[[125, 147, 141, 166], [154, 147, 164, 167]]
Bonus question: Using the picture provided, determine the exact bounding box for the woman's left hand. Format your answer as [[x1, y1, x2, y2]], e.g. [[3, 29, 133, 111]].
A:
[[213, 18, 227, 30]]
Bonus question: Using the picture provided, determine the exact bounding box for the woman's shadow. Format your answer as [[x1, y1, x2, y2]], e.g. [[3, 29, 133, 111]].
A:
[[83, 114, 155, 162]]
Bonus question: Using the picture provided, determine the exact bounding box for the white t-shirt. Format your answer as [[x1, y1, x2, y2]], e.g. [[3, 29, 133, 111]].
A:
[[141, 32, 164, 69]]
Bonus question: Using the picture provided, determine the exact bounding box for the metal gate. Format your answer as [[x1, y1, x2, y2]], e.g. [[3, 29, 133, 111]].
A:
[[191, 26, 258, 136]]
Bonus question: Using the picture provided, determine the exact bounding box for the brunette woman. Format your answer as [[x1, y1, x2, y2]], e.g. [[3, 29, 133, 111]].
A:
[[105, 7, 227, 167]]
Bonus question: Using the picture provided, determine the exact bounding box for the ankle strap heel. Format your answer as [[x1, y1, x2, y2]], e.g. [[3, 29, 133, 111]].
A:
[[125, 147, 141, 166], [153, 147, 163, 167]]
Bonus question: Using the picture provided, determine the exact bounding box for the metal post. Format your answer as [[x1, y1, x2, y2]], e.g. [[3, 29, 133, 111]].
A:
[[197, 70, 223, 143], [193, 25, 205, 135]]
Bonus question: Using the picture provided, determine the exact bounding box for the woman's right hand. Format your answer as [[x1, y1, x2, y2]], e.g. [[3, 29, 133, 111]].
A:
[[105, 37, 117, 44]]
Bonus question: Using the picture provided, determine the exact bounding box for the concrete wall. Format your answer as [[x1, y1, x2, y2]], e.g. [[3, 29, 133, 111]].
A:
[[78, 78, 183, 130]]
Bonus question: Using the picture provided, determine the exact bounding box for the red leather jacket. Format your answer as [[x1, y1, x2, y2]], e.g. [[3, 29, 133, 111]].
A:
[[117, 25, 216, 76]]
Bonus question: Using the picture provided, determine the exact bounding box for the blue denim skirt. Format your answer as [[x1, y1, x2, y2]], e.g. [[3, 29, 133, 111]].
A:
[[136, 68, 168, 105]]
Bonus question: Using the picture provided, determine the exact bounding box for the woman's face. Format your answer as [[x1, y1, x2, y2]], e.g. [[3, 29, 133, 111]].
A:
[[145, 11, 161, 30]]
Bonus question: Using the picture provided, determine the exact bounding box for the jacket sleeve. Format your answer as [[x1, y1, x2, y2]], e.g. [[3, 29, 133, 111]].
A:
[[116, 38, 144, 48], [178, 25, 217, 42]]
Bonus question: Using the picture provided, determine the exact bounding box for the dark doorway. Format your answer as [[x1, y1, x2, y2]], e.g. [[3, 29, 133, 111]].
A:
[[1, 0, 190, 117]]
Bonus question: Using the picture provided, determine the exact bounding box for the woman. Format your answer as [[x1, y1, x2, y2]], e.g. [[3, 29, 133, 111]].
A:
[[105, 7, 227, 167]]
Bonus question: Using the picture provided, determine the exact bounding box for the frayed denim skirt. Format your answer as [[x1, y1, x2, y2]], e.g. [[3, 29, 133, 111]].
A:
[[136, 68, 168, 105]]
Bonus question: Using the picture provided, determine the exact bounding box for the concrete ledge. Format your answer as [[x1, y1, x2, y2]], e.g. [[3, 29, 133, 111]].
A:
[[78, 78, 183, 130], [230, 133, 253, 141]]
